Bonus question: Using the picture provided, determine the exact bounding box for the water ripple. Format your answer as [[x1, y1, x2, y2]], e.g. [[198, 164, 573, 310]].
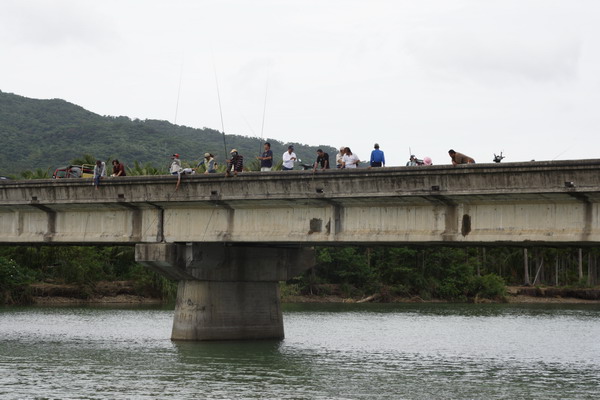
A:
[[1, 303, 599, 399]]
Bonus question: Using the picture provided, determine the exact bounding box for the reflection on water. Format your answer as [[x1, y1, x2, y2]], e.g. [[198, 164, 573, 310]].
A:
[[1, 303, 599, 399]]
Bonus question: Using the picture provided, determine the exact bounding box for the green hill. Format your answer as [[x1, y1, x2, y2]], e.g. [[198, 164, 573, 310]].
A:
[[0, 90, 337, 175]]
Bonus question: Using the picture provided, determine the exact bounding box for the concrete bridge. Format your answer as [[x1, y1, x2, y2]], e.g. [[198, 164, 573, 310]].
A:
[[1, 159, 599, 340]]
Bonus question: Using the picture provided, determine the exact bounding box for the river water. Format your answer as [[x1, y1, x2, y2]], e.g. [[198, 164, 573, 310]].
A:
[[0, 303, 599, 399]]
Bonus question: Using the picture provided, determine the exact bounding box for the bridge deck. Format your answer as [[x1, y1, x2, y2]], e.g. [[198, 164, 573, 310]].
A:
[[1, 159, 599, 245]]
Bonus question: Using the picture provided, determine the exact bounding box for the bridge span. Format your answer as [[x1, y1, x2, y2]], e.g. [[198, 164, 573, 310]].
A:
[[1, 159, 599, 245], [1, 159, 599, 340]]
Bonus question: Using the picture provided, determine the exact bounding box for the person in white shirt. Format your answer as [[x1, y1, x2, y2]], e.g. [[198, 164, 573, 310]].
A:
[[282, 145, 297, 171], [169, 154, 182, 175], [342, 147, 359, 169], [336, 146, 345, 168], [93, 160, 106, 189]]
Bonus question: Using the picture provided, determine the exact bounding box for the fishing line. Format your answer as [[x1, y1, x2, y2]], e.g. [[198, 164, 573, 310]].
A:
[[258, 67, 273, 166], [552, 145, 573, 161], [173, 57, 184, 125], [258, 66, 269, 152]]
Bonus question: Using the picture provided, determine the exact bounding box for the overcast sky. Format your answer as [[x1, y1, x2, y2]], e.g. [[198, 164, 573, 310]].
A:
[[1, 0, 599, 166]]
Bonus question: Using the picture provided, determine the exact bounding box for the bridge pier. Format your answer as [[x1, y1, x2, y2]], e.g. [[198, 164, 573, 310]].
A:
[[135, 243, 315, 341]]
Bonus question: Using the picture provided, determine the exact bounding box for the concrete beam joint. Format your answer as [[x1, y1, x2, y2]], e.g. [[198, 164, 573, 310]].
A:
[[182, 243, 316, 281]]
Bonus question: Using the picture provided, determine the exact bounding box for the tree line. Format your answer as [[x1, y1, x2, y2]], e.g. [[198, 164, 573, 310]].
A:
[[299, 246, 599, 301], [1, 243, 597, 305]]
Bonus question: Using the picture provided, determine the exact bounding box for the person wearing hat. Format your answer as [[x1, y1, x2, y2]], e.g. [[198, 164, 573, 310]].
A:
[[196, 152, 216, 174], [282, 145, 297, 171], [406, 154, 423, 166], [370, 143, 385, 168], [226, 149, 244, 176], [169, 154, 182, 175], [256, 142, 273, 172]]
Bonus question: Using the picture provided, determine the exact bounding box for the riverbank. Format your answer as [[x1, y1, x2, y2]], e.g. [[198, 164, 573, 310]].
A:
[[281, 284, 600, 304], [20, 281, 600, 305], [505, 286, 600, 303], [28, 281, 163, 305]]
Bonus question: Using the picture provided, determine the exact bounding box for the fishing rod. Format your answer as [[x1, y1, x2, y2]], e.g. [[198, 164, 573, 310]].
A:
[[258, 67, 269, 155], [173, 57, 184, 125], [212, 56, 228, 158]]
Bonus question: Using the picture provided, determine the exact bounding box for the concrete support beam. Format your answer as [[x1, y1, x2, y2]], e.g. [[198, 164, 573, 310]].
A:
[[172, 280, 283, 340], [135, 243, 316, 341], [135, 243, 194, 280]]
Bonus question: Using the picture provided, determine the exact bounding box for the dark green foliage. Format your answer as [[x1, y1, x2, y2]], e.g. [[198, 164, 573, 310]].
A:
[[435, 262, 474, 300], [0, 246, 176, 304], [470, 274, 507, 300], [0, 256, 36, 304], [128, 264, 177, 299], [1, 243, 597, 305], [0, 90, 336, 176], [127, 160, 167, 176], [307, 246, 597, 301], [20, 168, 51, 179], [316, 247, 380, 294], [70, 154, 97, 166]]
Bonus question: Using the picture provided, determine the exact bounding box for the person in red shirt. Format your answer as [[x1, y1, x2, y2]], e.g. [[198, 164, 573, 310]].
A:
[[111, 160, 126, 176]]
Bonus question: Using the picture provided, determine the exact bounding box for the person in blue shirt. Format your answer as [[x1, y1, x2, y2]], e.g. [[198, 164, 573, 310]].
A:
[[370, 143, 385, 167], [256, 142, 273, 171]]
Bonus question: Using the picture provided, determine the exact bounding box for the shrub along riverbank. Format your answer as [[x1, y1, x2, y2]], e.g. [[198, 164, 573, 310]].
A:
[[0, 246, 175, 305], [1, 245, 599, 305]]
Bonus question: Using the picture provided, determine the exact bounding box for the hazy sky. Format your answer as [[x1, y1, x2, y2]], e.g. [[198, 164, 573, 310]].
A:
[[1, 0, 599, 166]]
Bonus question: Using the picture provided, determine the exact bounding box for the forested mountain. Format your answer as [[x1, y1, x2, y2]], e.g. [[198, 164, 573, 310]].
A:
[[0, 90, 337, 175]]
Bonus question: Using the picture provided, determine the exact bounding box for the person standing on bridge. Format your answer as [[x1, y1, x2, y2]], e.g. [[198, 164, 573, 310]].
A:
[[369, 143, 385, 168], [342, 147, 360, 169], [336, 146, 345, 168], [448, 149, 475, 166], [257, 142, 273, 172], [226, 149, 244, 176], [93, 160, 106, 190], [282, 145, 297, 171]]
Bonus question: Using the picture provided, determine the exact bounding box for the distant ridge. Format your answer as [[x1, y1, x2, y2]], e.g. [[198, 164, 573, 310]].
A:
[[0, 90, 336, 175]]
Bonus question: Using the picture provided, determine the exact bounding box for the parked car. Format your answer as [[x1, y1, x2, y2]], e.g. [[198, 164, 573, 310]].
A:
[[52, 164, 95, 179]]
